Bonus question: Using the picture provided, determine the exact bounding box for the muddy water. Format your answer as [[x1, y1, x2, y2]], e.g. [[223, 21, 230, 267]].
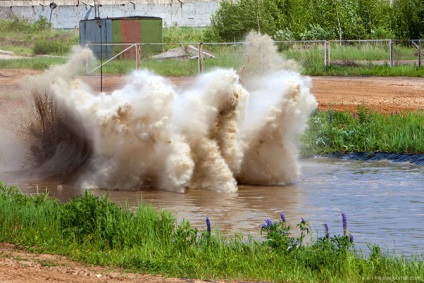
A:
[[2, 157, 424, 257]]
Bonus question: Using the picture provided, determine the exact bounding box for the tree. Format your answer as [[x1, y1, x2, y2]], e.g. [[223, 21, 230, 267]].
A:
[[391, 0, 424, 39]]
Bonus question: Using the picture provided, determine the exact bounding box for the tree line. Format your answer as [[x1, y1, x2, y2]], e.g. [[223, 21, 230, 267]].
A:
[[205, 0, 424, 42]]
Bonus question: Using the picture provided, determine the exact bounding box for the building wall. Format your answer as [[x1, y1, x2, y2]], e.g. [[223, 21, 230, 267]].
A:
[[0, 0, 219, 5], [0, 0, 220, 28]]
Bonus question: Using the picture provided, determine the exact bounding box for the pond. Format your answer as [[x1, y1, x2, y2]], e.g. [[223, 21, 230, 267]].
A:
[[3, 156, 423, 258]]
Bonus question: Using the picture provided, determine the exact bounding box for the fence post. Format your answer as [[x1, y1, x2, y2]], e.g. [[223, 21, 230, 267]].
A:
[[198, 42, 203, 74], [85, 43, 89, 74], [136, 44, 141, 70], [419, 40, 422, 68], [324, 41, 330, 66], [389, 40, 394, 67]]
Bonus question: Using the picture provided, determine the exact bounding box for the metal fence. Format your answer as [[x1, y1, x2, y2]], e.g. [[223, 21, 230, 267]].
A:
[[84, 39, 423, 75]]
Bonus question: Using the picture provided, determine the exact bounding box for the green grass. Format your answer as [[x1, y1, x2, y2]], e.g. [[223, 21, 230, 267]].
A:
[[0, 182, 423, 282], [330, 43, 392, 60], [163, 26, 207, 44], [0, 18, 78, 56], [301, 107, 424, 155], [306, 64, 424, 77], [0, 57, 67, 70]]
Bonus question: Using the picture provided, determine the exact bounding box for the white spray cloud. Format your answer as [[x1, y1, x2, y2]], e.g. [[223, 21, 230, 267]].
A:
[[22, 32, 317, 193]]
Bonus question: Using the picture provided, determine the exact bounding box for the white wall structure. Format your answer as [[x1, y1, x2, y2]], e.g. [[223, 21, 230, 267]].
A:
[[0, 0, 220, 28]]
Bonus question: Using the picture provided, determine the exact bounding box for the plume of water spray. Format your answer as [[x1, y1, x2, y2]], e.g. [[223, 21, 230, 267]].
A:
[[238, 31, 301, 87], [236, 32, 317, 185], [20, 31, 317, 192]]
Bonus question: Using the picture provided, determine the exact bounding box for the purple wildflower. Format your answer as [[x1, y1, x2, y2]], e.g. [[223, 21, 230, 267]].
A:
[[266, 218, 274, 227], [329, 110, 333, 123], [206, 216, 211, 234], [322, 223, 329, 239], [341, 212, 347, 235], [296, 241, 301, 248], [353, 112, 357, 119], [261, 223, 268, 229], [279, 210, 286, 222], [349, 233, 354, 243]]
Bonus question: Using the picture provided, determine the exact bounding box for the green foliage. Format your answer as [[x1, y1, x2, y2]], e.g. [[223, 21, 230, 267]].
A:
[[60, 192, 123, 247], [209, 0, 422, 41], [273, 28, 295, 41], [33, 39, 70, 55], [391, 0, 424, 39], [163, 27, 206, 44], [0, 16, 51, 33], [300, 24, 334, 40], [301, 107, 424, 155], [0, 17, 78, 56]]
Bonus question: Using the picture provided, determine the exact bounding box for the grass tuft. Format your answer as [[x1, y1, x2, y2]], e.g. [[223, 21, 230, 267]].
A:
[[301, 107, 424, 155]]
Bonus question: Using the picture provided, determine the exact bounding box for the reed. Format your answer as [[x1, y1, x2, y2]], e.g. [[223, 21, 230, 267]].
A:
[[301, 107, 424, 155], [0, 183, 422, 282]]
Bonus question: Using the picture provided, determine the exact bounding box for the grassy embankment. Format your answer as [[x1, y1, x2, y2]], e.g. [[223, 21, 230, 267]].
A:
[[301, 107, 424, 155], [0, 183, 423, 283]]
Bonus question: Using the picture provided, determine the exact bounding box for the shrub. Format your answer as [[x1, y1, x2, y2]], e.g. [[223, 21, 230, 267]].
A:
[[33, 39, 70, 55]]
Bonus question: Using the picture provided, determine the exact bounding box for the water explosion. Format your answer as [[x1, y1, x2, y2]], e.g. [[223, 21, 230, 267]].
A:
[[2, 32, 317, 193]]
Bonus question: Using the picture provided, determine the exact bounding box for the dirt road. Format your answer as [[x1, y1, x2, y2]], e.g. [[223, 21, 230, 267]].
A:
[[80, 73, 424, 113], [2, 69, 423, 113], [0, 69, 423, 282]]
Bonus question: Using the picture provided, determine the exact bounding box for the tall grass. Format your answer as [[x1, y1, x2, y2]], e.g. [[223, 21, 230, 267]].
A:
[[0, 57, 67, 70], [0, 17, 78, 56], [0, 182, 423, 282], [163, 26, 207, 44], [307, 64, 424, 77], [301, 107, 424, 155]]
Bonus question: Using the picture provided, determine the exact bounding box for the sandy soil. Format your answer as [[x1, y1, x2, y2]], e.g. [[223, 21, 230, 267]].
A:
[[0, 243, 226, 283], [0, 68, 423, 282], [2, 68, 423, 113], [80, 73, 424, 113]]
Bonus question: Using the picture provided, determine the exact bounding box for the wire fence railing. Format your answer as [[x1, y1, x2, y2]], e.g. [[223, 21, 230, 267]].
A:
[[84, 39, 423, 76]]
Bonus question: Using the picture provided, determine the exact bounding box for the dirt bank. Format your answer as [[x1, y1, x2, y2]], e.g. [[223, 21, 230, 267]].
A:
[[0, 243, 216, 283]]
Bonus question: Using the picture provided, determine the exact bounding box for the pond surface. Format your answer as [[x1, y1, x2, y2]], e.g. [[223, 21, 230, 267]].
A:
[[2, 157, 424, 257]]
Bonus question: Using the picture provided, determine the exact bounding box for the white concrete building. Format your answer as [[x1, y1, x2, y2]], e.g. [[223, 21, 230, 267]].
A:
[[0, 0, 221, 28]]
